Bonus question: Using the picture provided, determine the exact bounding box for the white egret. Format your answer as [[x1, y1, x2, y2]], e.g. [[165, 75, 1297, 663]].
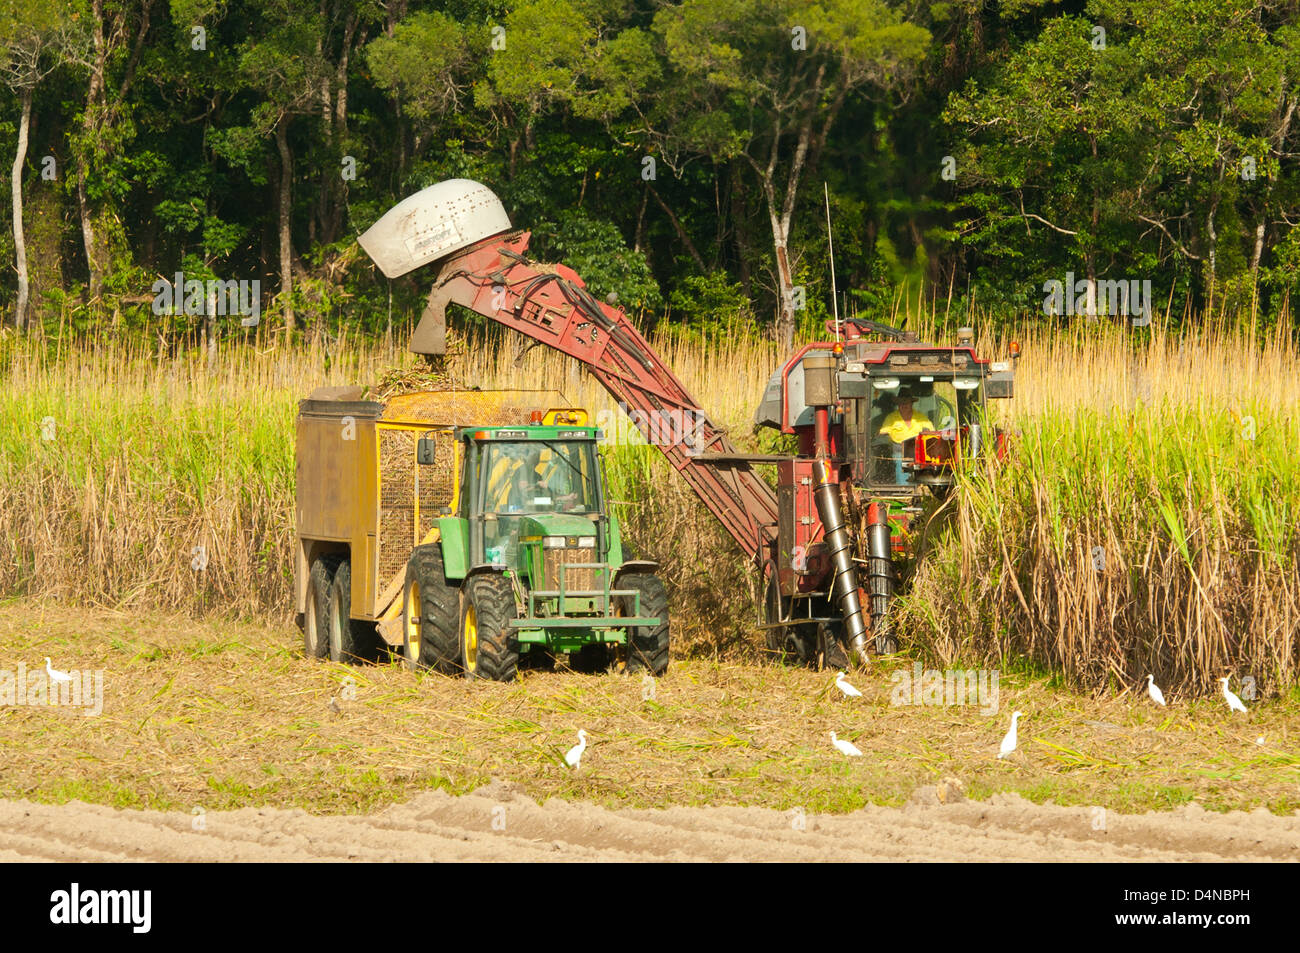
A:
[[835, 671, 862, 698], [1219, 678, 1247, 713], [565, 729, 588, 769], [44, 658, 72, 685], [997, 711, 1023, 759], [829, 731, 863, 757], [1146, 674, 1166, 707]]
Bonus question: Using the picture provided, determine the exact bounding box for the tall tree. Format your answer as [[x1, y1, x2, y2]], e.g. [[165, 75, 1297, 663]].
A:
[[649, 0, 928, 347], [239, 0, 333, 330], [67, 0, 155, 303], [0, 0, 89, 328]]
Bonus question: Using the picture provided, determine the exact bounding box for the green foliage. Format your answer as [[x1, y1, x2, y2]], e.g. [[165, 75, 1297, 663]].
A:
[[531, 208, 662, 312], [1, 0, 1298, 335]]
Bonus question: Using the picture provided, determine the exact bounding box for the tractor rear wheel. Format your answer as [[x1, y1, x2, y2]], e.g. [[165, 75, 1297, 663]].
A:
[[460, 573, 518, 682], [303, 554, 340, 660], [619, 573, 670, 675], [326, 560, 379, 664], [403, 545, 460, 674]]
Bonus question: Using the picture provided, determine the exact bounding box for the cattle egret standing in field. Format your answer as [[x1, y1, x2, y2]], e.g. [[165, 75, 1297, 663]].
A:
[[565, 730, 588, 769], [829, 732, 863, 757], [998, 711, 1023, 759], [835, 671, 862, 698], [1219, 678, 1248, 713], [44, 658, 72, 685], [1146, 674, 1166, 707]]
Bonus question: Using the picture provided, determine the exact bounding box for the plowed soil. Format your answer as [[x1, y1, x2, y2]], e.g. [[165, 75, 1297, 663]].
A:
[[2, 783, 1297, 862]]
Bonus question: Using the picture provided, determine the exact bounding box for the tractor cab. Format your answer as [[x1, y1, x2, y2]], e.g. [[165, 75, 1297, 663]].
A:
[[455, 408, 607, 570]]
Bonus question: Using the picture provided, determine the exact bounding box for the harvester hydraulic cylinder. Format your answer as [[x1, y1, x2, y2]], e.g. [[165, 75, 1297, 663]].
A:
[[814, 459, 870, 664]]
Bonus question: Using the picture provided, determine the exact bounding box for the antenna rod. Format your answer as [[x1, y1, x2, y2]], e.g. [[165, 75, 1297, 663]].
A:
[[824, 182, 840, 341]]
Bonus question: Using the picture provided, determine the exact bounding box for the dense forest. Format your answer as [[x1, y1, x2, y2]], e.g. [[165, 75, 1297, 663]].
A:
[[2, 0, 1299, 347]]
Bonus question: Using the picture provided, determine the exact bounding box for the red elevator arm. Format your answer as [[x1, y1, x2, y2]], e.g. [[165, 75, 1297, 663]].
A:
[[418, 230, 779, 564]]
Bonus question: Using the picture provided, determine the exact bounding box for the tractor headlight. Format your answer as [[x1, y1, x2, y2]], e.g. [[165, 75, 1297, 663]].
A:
[[543, 536, 566, 548], [577, 536, 596, 548]]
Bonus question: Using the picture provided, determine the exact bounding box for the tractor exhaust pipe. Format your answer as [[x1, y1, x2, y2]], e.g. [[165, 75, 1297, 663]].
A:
[[814, 459, 870, 664]]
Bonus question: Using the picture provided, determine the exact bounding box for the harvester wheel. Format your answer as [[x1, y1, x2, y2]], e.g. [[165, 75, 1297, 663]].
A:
[[816, 620, 851, 672], [402, 545, 460, 674], [303, 554, 340, 660], [326, 559, 379, 664], [460, 573, 518, 682], [763, 569, 797, 662], [619, 573, 670, 675]]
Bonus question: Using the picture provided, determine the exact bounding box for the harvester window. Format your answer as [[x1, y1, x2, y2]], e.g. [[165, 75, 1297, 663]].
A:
[[867, 379, 981, 486]]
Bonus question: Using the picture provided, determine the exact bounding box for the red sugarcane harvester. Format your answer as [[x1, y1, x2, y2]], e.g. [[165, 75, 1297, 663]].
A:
[[358, 180, 1017, 667]]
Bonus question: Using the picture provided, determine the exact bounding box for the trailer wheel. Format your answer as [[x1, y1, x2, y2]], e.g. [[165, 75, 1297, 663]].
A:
[[326, 560, 378, 664], [619, 573, 670, 676], [304, 554, 340, 660], [460, 573, 518, 682], [402, 545, 460, 674]]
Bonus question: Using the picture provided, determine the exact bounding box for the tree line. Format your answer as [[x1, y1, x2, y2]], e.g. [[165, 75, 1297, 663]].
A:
[[1, 0, 1298, 349]]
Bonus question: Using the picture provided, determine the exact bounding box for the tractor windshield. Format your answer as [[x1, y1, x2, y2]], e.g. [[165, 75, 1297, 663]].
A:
[[866, 375, 986, 486], [482, 440, 600, 514], [476, 439, 601, 565]]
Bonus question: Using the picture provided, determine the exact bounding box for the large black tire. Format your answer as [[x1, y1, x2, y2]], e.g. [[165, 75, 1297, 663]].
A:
[[325, 560, 379, 664], [460, 573, 518, 682], [303, 554, 340, 660], [619, 573, 670, 676], [402, 545, 460, 674], [816, 619, 850, 672], [762, 568, 792, 659]]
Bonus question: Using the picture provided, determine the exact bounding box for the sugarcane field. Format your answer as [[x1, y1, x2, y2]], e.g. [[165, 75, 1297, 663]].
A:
[[0, 0, 1297, 913]]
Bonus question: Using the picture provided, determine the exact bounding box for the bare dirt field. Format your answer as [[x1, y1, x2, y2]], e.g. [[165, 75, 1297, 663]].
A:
[[3, 782, 1298, 861]]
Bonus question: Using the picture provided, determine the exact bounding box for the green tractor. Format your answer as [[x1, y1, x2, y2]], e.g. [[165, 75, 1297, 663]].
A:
[[399, 408, 670, 681]]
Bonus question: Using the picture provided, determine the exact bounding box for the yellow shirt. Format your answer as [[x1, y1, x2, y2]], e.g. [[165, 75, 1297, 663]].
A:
[[879, 409, 934, 444]]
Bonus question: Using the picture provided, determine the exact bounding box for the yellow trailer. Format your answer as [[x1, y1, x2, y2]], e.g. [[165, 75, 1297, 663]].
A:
[[294, 386, 568, 662]]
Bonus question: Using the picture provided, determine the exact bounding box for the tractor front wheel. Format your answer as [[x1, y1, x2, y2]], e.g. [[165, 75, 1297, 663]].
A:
[[403, 545, 460, 674], [460, 573, 518, 682], [619, 573, 670, 676]]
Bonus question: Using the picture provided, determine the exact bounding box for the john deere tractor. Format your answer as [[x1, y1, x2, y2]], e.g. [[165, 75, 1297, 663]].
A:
[[401, 408, 669, 680]]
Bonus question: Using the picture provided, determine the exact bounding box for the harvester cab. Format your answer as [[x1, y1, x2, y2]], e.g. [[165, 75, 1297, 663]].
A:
[[754, 319, 1017, 666], [839, 325, 1014, 493]]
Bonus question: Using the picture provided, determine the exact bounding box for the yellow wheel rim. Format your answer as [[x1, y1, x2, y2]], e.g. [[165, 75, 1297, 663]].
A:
[[405, 580, 421, 661], [464, 603, 478, 673]]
